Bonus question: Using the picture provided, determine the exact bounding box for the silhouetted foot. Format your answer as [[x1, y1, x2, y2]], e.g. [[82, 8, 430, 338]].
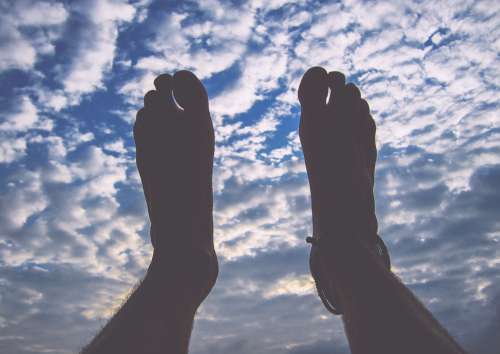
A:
[[298, 67, 377, 247], [134, 71, 217, 297]]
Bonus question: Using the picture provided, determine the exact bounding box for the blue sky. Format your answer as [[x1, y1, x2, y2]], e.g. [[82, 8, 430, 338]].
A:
[[0, 0, 499, 353]]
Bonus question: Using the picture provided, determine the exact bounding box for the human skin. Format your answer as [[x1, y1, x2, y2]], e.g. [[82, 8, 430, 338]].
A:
[[82, 66, 468, 354], [298, 66, 468, 354], [81, 71, 218, 354]]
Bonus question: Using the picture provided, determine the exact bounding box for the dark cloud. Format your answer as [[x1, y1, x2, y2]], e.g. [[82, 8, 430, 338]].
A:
[[288, 340, 348, 354], [0, 264, 134, 354]]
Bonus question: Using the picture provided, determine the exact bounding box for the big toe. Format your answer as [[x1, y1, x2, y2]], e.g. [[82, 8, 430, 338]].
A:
[[173, 70, 209, 113], [299, 66, 329, 146], [298, 66, 328, 109]]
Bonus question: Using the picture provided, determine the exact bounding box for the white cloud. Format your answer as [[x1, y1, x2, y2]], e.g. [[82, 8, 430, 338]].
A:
[[103, 139, 127, 154], [263, 273, 315, 299], [14, 1, 67, 26], [294, 28, 360, 75], [0, 21, 37, 72], [0, 97, 39, 132], [43, 93, 68, 112], [135, 4, 255, 80], [0, 0, 68, 73], [0, 142, 147, 279], [120, 1, 256, 108], [0, 170, 48, 232], [62, 0, 136, 97], [211, 47, 288, 120], [0, 138, 27, 164]]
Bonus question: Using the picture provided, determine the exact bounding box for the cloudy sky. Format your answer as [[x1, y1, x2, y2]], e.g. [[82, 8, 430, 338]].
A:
[[0, 0, 499, 353]]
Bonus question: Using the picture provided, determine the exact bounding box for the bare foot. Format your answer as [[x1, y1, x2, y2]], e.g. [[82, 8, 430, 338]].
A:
[[83, 72, 218, 354], [298, 67, 388, 316], [298, 66, 377, 248], [134, 70, 217, 300], [298, 67, 466, 354]]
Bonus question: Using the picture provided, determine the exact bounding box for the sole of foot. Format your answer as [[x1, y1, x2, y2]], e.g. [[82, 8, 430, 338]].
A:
[[298, 66, 378, 248], [134, 70, 218, 298]]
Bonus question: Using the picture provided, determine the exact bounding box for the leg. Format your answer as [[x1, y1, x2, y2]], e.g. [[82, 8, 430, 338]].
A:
[[298, 67, 467, 354], [82, 71, 218, 354]]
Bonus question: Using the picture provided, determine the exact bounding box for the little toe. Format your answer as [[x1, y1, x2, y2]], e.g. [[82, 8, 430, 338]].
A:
[[135, 90, 161, 147], [173, 70, 209, 114]]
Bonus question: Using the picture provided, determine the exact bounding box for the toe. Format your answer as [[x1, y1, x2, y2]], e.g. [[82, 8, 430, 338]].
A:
[[343, 83, 363, 126], [135, 89, 163, 171], [142, 89, 167, 130], [330, 82, 362, 139], [154, 73, 172, 92], [345, 83, 361, 102], [299, 67, 329, 145], [328, 71, 346, 91], [154, 73, 178, 112], [172, 70, 213, 151], [326, 71, 346, 107], [134, 89, 160, 149], [298, 66, 328, 109], [134, 107, 147, 135], [144, 90, 161, 109], [173, 70, 209, 113]]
